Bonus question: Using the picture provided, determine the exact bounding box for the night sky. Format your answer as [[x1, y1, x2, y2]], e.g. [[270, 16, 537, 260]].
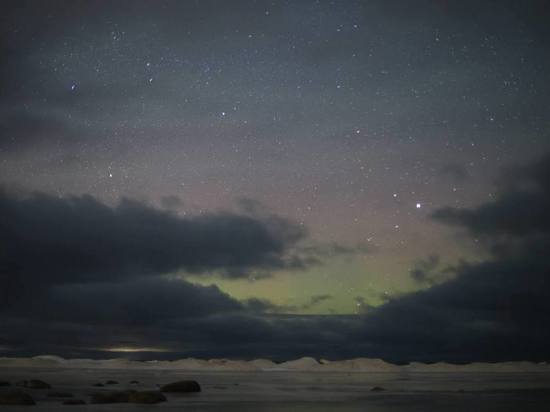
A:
[[1, 0, 550, 362]]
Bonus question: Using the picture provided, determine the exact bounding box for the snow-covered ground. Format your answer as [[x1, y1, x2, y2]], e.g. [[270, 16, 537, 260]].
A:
[[1, 355, 549, 372], [1, 357, 550, 411]]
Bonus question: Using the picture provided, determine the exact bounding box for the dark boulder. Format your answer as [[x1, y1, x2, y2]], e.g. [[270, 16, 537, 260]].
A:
[[105, 380, 119, 385], [92, 383, 104, 387], [0, 381, 11, 387], [0, 390, 36, 405], [129, 380, 139, 384], [160, 380, 201, 393], [370, 386, 386, 392]]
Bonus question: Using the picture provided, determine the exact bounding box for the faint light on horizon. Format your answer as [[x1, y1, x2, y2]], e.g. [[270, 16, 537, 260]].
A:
[[102, 347, 170, 353]]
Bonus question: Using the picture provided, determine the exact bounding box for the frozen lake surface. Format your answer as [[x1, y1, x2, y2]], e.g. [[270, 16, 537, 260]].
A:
[[1, 367, 550, 411]]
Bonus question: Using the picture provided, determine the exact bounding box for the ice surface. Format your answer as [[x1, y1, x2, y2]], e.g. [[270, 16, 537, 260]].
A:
[[1, 357, 550, 411]]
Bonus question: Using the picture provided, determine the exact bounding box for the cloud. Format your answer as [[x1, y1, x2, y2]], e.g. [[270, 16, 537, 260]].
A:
[[160, 195, 184, 211], [0, 188, 310, 302], [408, 255, 454, 286], [4, 277, 243, 327], [0, 300, 362, 361], [356, 255, 550, 361], [433, 153, 550, 239], [409, 255, 441, 283]]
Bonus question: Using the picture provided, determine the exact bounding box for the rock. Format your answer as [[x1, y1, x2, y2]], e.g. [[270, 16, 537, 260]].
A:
[[48, 392, 74, 398], [0, 380, 11, 387], [127, 391, 166, 404], [370, 386, 386, 392], [160, 380, 201, 393], [105, 380, 119, 385], [16, 379, 51, 389], [0, 390, 36, 405], [129, 380, 139, 384], [90, 390, 131, 404], [63, 399, 86, 405], [92, 383, 104, 387]]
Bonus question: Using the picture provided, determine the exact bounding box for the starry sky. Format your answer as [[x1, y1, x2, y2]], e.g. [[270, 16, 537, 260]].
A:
[[1, 0, 550, 362]]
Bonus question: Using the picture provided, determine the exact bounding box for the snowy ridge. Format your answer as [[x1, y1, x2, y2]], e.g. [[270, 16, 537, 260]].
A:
[[0, 355, 548, 372]]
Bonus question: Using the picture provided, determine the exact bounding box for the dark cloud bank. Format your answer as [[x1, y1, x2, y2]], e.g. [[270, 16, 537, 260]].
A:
[[0, 189, 307, 285], [2, 154, 550, 362]]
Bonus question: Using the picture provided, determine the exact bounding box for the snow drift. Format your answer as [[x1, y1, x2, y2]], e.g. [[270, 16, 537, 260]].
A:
[[0, 355, 548, 373]]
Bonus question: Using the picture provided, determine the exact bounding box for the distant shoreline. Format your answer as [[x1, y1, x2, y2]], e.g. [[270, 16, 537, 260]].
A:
[[1, 355, 549, 373]]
